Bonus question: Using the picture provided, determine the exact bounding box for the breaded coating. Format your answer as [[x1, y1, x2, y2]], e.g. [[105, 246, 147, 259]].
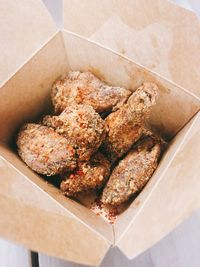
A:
[[60, 152, 111, 196], [17, 123, 77, 176], [142, 127, 168, 152], [101, 137, 161, 206], [51, 71, 131, 114], [43, 104, 105, 161], [101, 83, 158, 162]]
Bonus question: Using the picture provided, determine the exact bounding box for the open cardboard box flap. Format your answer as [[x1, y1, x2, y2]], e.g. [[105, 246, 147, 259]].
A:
[[0, 0, 200, 265], [63, 0, 200, 98], [116, 112, 200, 259], [0, 29, 112, 266], [0, 0, 57, 87]]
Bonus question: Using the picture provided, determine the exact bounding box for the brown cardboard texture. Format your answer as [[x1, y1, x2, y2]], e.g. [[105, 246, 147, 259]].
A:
[[0, 0, 57, 87], [63, 0, 200, 98], [117, 111, 200, 259], [0, 1, 200, 265]]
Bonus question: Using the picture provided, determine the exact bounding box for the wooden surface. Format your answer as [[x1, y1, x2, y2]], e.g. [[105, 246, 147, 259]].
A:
[[1, 0, 200, 267]]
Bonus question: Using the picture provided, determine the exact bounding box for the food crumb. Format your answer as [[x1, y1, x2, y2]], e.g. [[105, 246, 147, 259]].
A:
[[89, 197, 119, 224]]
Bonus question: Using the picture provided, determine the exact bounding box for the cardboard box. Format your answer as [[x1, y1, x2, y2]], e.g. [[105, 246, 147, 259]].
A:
[[0, 0, 200, 265]]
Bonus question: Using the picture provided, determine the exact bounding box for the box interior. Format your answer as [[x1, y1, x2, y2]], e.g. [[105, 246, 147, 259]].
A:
[[0, 30, 199, 249], [61, 30, 200, 238]]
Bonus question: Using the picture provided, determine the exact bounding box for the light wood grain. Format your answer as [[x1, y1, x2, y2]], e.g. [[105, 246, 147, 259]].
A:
[[0, 239, 31, 267]]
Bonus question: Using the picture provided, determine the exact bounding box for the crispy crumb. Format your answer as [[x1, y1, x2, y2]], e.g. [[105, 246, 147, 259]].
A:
[[90, 198, 119, 224]]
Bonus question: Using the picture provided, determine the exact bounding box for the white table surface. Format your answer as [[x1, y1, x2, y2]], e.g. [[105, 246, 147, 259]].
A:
[[1, 0, 200, 266]]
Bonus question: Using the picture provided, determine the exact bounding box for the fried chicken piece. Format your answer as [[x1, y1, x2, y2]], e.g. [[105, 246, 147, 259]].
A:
[[60, 152, 111, 196], [43, 104, 105, 161], [141, 127, 168, 152], [101, 137, 161, 206], [101, 83, 158, 162], [51, 71, 131, 114], [17, 123, 77, 176]]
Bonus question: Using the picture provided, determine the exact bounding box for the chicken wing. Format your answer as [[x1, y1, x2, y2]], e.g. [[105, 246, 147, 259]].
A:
[[17, 123, 77, 175], [101, 136, 161, 206], [101, 82, 158, 162], [60, 152, 111, 196], [43, 104, 105, 161], [51, 71, 131, 114]]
